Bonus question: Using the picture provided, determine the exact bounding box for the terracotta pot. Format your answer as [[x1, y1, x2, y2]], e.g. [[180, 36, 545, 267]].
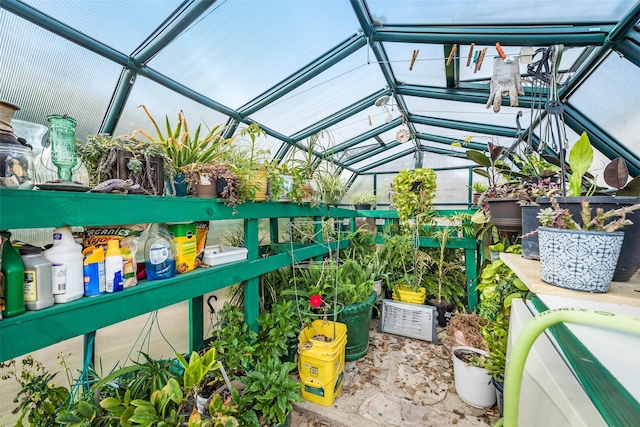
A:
[[193, 182, 217, 198]]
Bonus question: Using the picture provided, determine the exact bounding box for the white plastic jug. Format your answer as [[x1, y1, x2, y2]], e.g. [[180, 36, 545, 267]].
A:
[[43, 226, 84, 303]]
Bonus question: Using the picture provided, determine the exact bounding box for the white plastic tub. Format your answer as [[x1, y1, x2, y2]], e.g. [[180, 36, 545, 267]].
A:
[[203, 245, 248, 267]]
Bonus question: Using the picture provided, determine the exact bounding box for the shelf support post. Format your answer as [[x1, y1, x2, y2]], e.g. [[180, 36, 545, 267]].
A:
[[244, 218, 260, 332]]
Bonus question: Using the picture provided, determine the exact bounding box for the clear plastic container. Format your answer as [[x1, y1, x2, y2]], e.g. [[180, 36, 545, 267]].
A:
[[145, 223, 176, 280]]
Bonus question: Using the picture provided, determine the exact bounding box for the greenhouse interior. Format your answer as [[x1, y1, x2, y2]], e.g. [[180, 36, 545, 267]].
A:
[[1, 0, 640, 425]]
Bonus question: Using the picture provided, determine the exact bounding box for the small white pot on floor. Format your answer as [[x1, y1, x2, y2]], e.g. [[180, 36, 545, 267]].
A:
[[452, 346, 497, 409]]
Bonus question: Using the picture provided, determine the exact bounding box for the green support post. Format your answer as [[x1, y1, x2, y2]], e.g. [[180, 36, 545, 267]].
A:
[[189, 296, 204, 352], [269, 217, 279, 244], [244, 218, 260, 332], [350, 217, 357, 232], [465, 247, 478, 311]]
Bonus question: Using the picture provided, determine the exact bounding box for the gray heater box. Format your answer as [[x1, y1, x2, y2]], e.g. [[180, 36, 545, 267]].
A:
[[378, 299, 439, 344]]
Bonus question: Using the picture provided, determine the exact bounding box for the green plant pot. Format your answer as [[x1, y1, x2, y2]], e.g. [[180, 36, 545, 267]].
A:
[[337, 291, 376, 361], [280, 336, 299, 372], [274, 410, 292, 427]]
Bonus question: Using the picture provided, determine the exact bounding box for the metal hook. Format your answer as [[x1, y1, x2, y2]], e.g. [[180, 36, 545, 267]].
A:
[[206, 295, 218, 314]]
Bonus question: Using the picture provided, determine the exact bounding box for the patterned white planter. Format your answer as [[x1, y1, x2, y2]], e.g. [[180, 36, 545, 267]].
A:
[[538, 227, 624, 293]]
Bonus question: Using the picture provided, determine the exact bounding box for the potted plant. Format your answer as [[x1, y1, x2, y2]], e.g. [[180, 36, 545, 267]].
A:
[[423, 213, 472, 326], [232, 358, 303, 427], [536, 132, 640, 281], [377, 233, 427, 304], [451, 346, 497, 409], [77, 134, 172, 195], [390, 168, 437, 225], [132, 105, 231, 196], [181, 162, 221, 198], [315, 171, 347, 206], [348, 191, 378, 210], [282, 131, 329, 205], [535, 197, 640, 292]]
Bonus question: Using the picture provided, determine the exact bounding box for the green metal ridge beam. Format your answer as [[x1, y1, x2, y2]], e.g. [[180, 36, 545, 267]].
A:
[[357, 148, 415, 173], [560, 1, 640, 100], [616, 38, 640, 67], [398, 84, 543, 109], [101, 68, 138, 134], [290, 89, 392, 143], [372, 24, 614, 46], [563, 104, 640, 176], [133, 0, 215, 65], [237, 34, 367, 116], [343, 141, 401, 166], [1, 0, 130, 65], [326, 118, 401, 155]]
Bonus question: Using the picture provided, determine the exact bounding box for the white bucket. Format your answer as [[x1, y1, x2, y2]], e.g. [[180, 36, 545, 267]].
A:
[[452, 346, 496, 409]]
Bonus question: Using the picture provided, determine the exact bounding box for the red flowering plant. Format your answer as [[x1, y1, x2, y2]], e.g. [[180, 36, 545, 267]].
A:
[[309, 294, 323, 309]]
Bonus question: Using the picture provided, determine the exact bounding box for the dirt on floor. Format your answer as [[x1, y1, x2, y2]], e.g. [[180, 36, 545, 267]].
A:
[[292, 319, 500, 427]]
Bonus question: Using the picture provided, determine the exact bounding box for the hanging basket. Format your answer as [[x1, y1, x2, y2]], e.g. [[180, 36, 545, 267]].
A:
[[485, 197, 526, 233]]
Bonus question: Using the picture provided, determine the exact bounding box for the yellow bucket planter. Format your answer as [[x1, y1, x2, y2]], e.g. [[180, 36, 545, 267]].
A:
[[392, 284, 427, 304], [298, 320, 347, 406]]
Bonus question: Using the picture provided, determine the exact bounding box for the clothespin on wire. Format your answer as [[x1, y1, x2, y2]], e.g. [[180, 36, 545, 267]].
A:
[[474, 47, 488, 73], [466, 43, 475, 67], [446, 44, 458, 66], [409, 49, 419, 71]]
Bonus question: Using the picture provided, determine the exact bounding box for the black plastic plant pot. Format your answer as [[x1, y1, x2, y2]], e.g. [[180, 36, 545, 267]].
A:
[[536, 196, 640, 282], [215, 178, 228, 196], [521, 205, 540, 260], [486, 198, 526, 233], [426, 299, 456, 327], [354, 203, 372, 210]]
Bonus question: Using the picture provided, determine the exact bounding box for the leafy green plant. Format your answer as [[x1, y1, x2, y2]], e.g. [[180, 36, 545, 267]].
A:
[[315, 171, 348, 205], [234, 359, 303, 427], [254, 300, 299, 363], [190, 393, 239, 427], [133, 105, 231, 175], [210, 303, 257, 376], [175, 347, 222, 403], [479, 314, 509, 383], [2, 355, 71, 427], [390, 168, 437, 223], [348, 191, 378, 207]]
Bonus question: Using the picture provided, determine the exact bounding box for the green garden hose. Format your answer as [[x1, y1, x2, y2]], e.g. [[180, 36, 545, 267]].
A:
[[494, 307, 640, 427]]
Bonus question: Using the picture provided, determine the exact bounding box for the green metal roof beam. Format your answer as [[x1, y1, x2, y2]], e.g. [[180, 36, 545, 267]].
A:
[[290, 89, 391, 143], [444, 44, 459, 88], [342, 141, 401, 166], [410, 114, 534, 142], [563, 104, 640, 176], [1, 0, 129, 66], [372, 24, 614, 46], [616, 39, 640, 67], [325, 118, 401, 156], [101, 68, 138, 134], [357, 148, 416, 173], [418, 145, 468, 159], [133, 0, 216, 66], [238, 34, 367, 116], [398, 84, 543, 109], [560, 2, 640, 100]]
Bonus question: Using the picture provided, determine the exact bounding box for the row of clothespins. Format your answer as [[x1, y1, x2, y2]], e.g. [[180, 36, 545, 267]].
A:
[[409, 43, 530, 72]]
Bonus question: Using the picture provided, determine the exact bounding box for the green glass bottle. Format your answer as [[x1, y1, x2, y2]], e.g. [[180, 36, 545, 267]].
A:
[[1, 231, 26, 317], [47, 114, 77, 182]]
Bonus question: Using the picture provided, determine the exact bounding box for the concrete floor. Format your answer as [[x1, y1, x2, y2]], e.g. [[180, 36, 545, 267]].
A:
[[290, 319, 500, 427]]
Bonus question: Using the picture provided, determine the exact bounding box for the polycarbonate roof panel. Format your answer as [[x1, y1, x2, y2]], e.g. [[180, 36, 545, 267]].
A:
[[113, 76, 235, 145], [419, 152, 475, 169], [403, 96, 526, 128], [367, 0, 636, 25], [384, 43, 446, 86], [148, 0, 359, 110], [250, 46, 387, 136], [329, 105, 399, 144], [362, 153, 416, 173], [0, 11, 122, 142], [350, 142, 414, 170], [22, 0, 183, 54], [568, 54, 640, 156]]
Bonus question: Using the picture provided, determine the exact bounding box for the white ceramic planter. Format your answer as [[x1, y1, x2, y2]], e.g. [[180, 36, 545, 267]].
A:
[[452, 346, 496, 409], [538, 227, 624, 293]]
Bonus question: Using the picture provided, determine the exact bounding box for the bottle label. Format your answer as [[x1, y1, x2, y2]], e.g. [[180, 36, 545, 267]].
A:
[[53, 232, 62, 241], [149, 244, 169, 265], [24, 270, 37, 302], [51, 264, 66, 294], [106, 268, 123, 293]]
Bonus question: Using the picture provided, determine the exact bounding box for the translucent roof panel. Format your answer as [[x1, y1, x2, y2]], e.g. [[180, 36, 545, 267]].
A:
[[338, 126, 403, 159], [148, 0, 359, 110], [403, 96, 527, 128], [568, 54, 640, 156], [367, 0, 636, 25], [328, 105, 399, 145], [420, 141, 472, 158], [0, 11, 122, 142], [384, 43, 446, 86], [362, 153, 416, 174], [351, 144, 415, 170], [113, 76, 232, 144], [419, 152, 475, 169], [250, 46, 387, 136], [22, 0, 183, 54]]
